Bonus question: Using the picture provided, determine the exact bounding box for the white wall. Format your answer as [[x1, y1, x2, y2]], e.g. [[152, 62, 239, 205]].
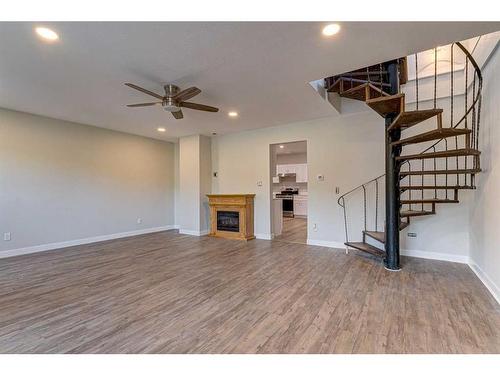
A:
[[276, 152, 307, 165], [469, 45, 500, 303], [213, 111, 385, 245], [0, 108, 175, 255], [178, 134, 212, 235], [212, 101, 476, 258], [179, 135, 202, 233]]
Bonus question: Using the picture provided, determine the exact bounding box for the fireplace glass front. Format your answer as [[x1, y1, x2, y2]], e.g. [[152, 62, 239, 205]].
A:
[[217, 211, 240, 232]]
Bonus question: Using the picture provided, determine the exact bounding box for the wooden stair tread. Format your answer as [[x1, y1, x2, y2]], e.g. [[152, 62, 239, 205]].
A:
[[364, 230, 385, 243], [400, 185, 475, 190], [401, 199, 459, 204], [396, 148, 480, 161], [400, 210, 435, 218], [340, 83, 387, 101], [391, 128, 472, 147], [366, 93, 404, 117], [345, 242, 385, 257], [388, 109, 443, 131], [400, 168, 481, 176], [399, 221, 410, 230]]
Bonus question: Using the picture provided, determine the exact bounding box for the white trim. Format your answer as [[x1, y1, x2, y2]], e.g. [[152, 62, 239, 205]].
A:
[[256, 233, 273, 240], [306, 239, 345, 249], [178, 229, 209, 236], [469, 262, 500, 306], [400, 249, 469, 264], [0, 225, 176, 259]]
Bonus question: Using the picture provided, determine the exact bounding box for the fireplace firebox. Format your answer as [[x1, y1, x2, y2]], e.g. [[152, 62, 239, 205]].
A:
[[217, 211, 240, 232]]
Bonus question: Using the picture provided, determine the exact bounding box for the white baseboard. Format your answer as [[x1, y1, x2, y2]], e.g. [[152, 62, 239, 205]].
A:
[[0, 225, 176, 259], [400, 249, 469, 264], [306, 239, 345, 249], [256, 233, 273, 240], [178, 229, 209, 236], [469, 262, 500, 305]]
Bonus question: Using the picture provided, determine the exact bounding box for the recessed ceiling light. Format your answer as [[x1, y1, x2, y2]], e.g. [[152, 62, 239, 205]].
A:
[[279, 145, 285, 149], [228, 111, 238, 118], [35, 27, 59, 42], [157, 127, 166, 132], [322, 24, 340, 37]]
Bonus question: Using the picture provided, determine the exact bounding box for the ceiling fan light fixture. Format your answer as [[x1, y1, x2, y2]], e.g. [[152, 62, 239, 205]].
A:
[[163, 104, 181, 112]]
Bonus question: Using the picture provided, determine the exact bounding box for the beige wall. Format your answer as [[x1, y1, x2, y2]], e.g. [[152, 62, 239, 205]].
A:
[[0, 108, 175, 254]]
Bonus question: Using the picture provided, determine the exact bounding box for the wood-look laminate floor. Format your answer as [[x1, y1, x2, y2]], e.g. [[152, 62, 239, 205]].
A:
[[274, 217, 307, 244], [0, 230, 499, 354]]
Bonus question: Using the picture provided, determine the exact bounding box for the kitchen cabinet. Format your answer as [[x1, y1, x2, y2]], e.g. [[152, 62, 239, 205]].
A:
[[294, 196, 308, 216], [276, 163, 308, 182], [295, 164, 308, 183], [276, 164, 297, 175]]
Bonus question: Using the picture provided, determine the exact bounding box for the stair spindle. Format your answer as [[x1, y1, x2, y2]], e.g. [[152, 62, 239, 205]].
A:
[[415, 53, 419, 110], [434, 47, 437, 109], [450, 44, 454, 128]]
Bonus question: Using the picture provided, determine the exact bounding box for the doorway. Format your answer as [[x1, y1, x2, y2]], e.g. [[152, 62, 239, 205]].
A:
[[269, 140, 308, 244]]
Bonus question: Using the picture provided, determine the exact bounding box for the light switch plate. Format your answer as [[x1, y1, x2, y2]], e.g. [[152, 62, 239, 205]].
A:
[[4, 232, 11, 241]]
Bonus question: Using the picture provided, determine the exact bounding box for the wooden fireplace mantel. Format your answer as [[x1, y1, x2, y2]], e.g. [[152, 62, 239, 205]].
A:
[[207, 194, 255, 240]]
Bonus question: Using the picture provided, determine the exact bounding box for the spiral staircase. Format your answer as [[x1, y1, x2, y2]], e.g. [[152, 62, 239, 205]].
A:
[[325, 42, 483, 268]]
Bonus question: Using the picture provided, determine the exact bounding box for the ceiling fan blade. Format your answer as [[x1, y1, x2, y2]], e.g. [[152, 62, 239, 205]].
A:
[[125, 83, 164, 100], [126, 102, 161, 107], [172, 110, 184, 119], [173, 87, 201, 102], [180, 101, 219, 112]]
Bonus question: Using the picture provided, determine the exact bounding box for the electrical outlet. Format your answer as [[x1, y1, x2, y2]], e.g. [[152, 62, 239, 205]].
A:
[[257, 181, 263, 186], [4, 232, 11, 241], [313, 223, 318, 232], [137, 218, 142, 224], [407, 232, 417, 238]]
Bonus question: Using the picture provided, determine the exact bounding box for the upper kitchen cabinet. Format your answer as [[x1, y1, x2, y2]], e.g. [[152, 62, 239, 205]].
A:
[[276, 163, 308, 183], [295, 164, 308, 183], [276, 164, 297, 175]]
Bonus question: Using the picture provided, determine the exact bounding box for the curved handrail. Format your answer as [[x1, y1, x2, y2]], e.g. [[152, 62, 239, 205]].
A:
[[337, 41, 482, 210]]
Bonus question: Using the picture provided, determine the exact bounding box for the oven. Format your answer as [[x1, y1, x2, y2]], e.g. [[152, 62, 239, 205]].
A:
[[281, 196, 294, 217], [275, 188, 299, 218]]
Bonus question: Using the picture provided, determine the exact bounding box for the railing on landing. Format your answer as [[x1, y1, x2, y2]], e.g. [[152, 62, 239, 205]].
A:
[[337, 41, 483, 244]]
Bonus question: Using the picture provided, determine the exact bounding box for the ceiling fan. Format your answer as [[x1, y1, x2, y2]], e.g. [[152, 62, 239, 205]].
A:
[[124, 83, 219, 119]]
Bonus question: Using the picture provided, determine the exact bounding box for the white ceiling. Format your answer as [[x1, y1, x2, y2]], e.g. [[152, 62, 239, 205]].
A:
[[0, 22, 498, 141], [274, 141, 307, 155]]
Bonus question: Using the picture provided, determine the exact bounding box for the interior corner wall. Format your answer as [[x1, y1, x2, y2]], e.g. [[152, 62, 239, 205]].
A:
[[199, 135, 212, 233], [179, 135, 201, 233], [178, 134, 212, 235], [469, 45, 500, 302], [0, 108, 176, 255]]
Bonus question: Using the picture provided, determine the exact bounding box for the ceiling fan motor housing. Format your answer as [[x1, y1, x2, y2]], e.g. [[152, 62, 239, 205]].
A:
[[163, 84, 181, 112]]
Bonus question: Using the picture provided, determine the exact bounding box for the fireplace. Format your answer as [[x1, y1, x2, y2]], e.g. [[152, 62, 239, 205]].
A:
[[207, 194, 255, 240], [217, 211, 240, 232]]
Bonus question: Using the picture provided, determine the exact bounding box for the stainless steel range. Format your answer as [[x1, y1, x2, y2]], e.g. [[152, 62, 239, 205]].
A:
[[275, 188, 299, 217]]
